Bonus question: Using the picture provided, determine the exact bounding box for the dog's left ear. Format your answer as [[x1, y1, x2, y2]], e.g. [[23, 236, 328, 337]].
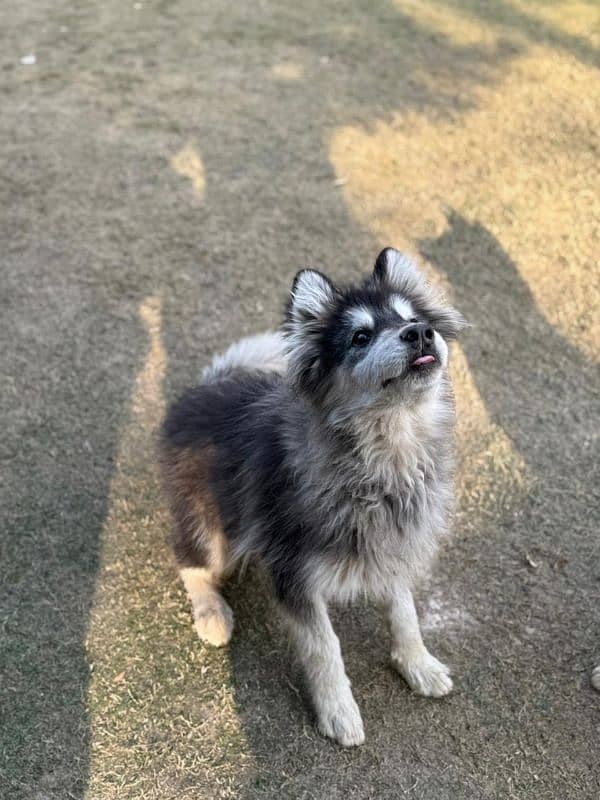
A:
[[373, 248, 424, 288], [374, 248, 469, 339]]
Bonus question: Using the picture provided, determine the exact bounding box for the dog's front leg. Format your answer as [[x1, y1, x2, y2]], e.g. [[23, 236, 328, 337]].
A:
[[387, 580, 453, 697], [284, 598, 365, 747]]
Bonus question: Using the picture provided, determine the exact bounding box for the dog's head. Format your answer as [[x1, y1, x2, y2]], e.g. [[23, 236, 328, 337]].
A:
[[284, 248, 467, 417]]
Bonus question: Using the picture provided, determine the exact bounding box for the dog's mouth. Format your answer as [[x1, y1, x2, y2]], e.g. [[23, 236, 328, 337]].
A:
[[411, 354, 437, 368], [382, 354, 438, 388]]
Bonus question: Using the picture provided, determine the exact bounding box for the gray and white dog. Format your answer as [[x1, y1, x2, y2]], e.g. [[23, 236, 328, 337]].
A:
[[160, 248, 467, 746]]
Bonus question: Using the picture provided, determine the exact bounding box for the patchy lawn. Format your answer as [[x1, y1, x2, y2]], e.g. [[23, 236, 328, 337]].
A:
[[1, 1, 598, 798]]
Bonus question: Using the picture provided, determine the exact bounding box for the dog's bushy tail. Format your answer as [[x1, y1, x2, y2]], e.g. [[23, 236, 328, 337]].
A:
[[201, 330, 287, 383]]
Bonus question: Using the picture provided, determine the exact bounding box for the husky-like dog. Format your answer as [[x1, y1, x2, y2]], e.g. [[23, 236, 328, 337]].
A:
[[160, 249, 467, 746]]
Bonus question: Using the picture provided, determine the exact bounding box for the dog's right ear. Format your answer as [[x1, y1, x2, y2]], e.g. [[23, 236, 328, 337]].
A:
[[373, 248, 424, 288], [287, 269, 337, 324]]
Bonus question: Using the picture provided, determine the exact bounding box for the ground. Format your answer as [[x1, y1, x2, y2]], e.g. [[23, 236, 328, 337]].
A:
[[1, 1, 599, 798]]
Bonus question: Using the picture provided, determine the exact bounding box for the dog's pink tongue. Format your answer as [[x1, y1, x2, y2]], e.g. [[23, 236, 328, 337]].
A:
[[412, 355, 436, 366]]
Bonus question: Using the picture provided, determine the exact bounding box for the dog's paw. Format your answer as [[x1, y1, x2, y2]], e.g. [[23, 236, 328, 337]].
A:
[[193, 597, 234, 647], [392, 649, 453, 697], [317, 695, 365, 747], [592, 665, 600, 691]]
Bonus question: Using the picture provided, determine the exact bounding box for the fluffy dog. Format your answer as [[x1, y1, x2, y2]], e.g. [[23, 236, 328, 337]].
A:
[[160, 248, 467, 746]]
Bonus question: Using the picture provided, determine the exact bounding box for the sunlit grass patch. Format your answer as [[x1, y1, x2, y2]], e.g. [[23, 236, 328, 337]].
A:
[[170, 143, 206, 200], [85, 297, 251, 798]]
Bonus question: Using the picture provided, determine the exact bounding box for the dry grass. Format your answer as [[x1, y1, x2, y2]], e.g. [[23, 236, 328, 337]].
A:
[[1, 1, 599, 798]]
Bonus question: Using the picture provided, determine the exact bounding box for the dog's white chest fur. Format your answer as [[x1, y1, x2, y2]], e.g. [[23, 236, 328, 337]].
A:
[[304, 393, 453, 605]]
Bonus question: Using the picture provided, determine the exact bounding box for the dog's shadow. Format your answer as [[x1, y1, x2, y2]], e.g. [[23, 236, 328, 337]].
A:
[[419, 209, 598, 483]]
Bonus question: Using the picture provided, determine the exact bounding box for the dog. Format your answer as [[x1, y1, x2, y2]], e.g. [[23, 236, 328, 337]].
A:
[[160, 248, 467, 746]]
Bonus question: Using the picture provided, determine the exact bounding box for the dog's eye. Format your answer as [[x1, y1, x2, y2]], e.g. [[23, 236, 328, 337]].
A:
[[352, 329, 372, 347]]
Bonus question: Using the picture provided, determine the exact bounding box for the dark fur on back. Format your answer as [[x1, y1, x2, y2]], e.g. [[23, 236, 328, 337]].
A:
[[162, 372, 339, 611]]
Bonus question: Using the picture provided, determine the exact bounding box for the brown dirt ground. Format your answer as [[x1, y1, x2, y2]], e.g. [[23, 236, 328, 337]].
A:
[[1, 1, 599, 798]]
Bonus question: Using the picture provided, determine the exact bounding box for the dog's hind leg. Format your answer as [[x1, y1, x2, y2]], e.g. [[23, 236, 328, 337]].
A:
[[161, 444, 234, 647], [387, 580, 453, 697], [180, 566, 233, 647]]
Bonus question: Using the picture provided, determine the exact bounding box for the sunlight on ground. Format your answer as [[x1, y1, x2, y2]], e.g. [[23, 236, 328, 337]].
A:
[[171, 143, 206, 199], [452, 346, 528, 518], [271, 61, 305, 81], [131, 298, 166, 428], [85, 297, 249, 799]]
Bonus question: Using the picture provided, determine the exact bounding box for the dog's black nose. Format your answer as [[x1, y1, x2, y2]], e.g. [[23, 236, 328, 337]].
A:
[[400, 322, 434, 346]]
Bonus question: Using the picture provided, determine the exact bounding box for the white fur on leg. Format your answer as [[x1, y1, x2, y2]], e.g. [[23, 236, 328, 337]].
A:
[[181, 567, 234, 647], [286, 601, 365, 747], [592, 665, 600, 691], [387, 581, 453, 697], [392, 648, 453, 697], [316, 687, 364, 747]]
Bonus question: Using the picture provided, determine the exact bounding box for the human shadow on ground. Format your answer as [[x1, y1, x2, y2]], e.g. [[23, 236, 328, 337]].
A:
[[419, 209, 598, 508]]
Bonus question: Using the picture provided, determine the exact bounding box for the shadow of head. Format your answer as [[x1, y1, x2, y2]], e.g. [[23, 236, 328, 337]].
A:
[[419, 209, 598, 472]]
